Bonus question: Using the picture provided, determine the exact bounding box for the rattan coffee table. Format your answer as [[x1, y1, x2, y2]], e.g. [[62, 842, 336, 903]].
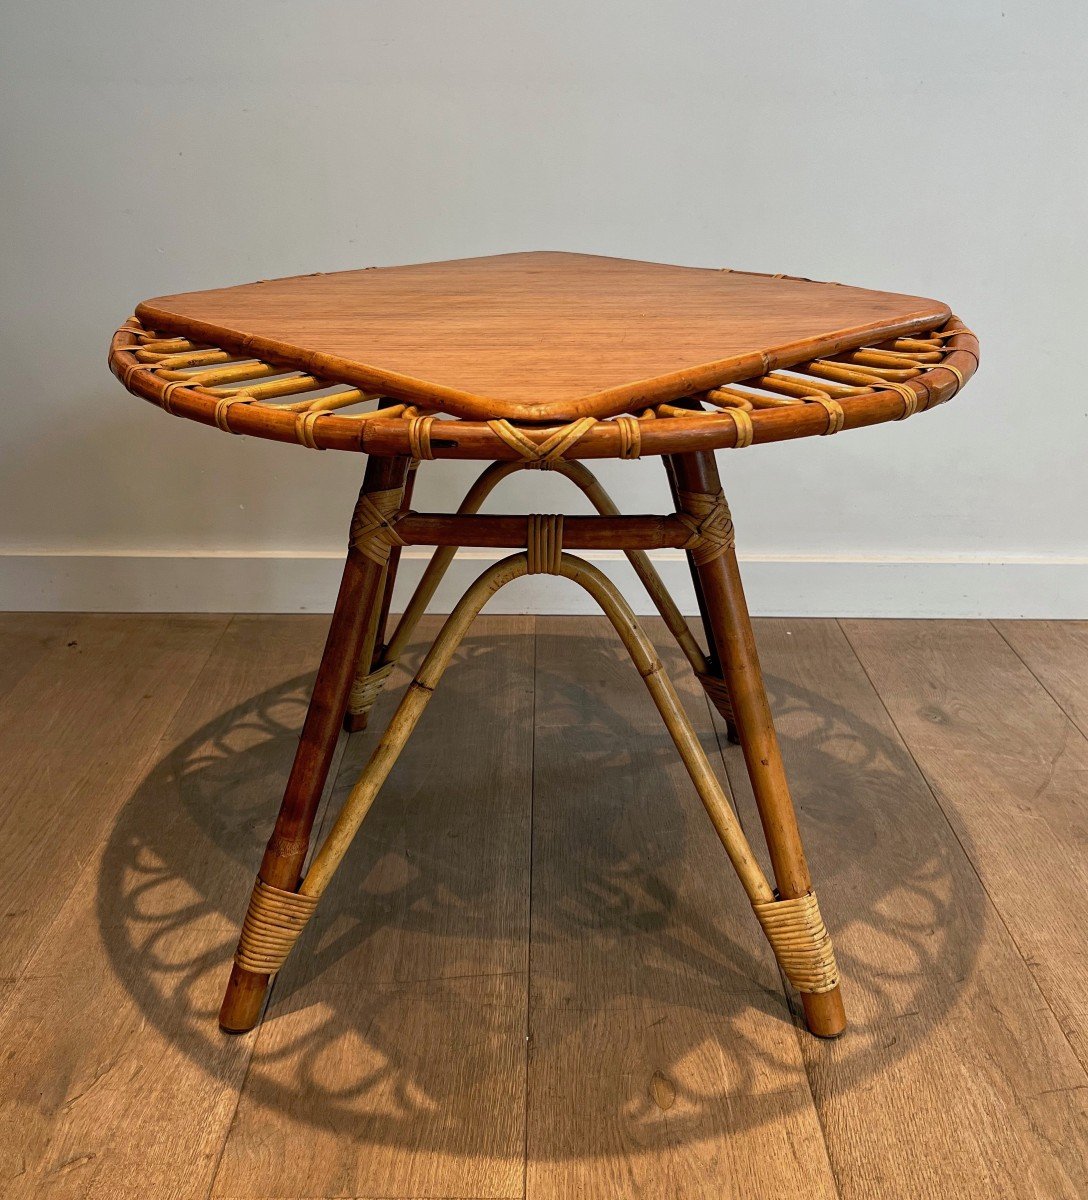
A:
[[110, 252, 977, 1039]]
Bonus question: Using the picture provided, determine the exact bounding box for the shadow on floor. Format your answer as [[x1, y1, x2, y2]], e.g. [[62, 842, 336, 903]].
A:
[[97, 627, 981, 1161]]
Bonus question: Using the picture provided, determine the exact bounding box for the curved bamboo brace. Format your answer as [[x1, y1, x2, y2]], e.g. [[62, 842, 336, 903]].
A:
[[235, 552, 838, 998], [347, 458, 711, 722]]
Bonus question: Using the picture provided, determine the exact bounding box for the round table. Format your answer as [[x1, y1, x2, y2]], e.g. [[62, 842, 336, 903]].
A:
[[110, 251, 979, 1039]]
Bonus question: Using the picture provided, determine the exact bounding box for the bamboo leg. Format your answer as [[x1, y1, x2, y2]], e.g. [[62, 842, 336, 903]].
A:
[[664, 455, 740, 743], [343, 454, 419, 734], [376, 462, 418, 645], [670, 450, 847, 1038], [218, 454, 411, 1033]]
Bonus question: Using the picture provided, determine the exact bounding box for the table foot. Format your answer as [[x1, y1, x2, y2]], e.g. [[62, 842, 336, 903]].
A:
[[219, 963, 270, 1033], [671, 449, 848, 1036], [218, 455, 410, 1033], [803, 987, 847, 1038]]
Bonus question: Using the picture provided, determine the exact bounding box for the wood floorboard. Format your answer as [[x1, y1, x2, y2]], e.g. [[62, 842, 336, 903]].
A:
[[993, 620, 1088, 739], [842, 618, 1088, 1085], [2, 614, 1087, 1199], [0, 613, 80, 706], [0, 615, 332, 1199], [0, 613, 229, 987], [714, 617, 1088, 1199], [525, 616, 836, 1200], [211, 616, 535, 1200]]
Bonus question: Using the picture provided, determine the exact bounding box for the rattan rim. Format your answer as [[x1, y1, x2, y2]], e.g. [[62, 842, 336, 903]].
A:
[[109, 316, 978, 460]]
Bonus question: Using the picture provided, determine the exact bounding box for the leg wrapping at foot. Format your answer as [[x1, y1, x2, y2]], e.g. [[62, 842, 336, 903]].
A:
[[347, 660, 395, 718], [753, 890, 840, 994], [234, 877, 318, 975], [695, 670, 736, 723]]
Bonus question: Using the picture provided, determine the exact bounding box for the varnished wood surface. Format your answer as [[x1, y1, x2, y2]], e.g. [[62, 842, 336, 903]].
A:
[[2, 613, 1086, 1198], [136, 252, 950, 421]]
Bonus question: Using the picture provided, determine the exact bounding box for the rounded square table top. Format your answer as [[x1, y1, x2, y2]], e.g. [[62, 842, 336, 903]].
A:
[[135, 251, 950, 423]]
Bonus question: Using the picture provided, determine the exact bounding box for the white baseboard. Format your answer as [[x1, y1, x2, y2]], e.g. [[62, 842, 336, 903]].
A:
[[2, 549, 1085, 618]]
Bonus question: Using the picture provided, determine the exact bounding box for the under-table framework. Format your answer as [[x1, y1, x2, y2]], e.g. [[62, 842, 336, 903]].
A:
[[109, 252, 978, 1038]]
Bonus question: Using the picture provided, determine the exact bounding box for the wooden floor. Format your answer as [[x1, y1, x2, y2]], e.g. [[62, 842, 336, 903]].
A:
[[1, 613, 1087, 1199]]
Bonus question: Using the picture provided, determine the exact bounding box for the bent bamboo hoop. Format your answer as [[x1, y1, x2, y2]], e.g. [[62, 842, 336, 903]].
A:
[[109, 316, 978, 460], [235, 552, 839, 996], [346, 458, 711, 720]]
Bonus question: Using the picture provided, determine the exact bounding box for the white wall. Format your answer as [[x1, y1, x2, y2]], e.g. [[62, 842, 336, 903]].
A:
[[2, 1, 1086, 616]]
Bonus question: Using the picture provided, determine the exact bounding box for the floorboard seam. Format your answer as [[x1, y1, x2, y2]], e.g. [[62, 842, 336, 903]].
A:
[[835, 617, 1088, 1081], [989, 620, 1088, 742], [204, 644, 351, 1200], [521, 617, 536, 1200], [703, 672, 843, 1198]]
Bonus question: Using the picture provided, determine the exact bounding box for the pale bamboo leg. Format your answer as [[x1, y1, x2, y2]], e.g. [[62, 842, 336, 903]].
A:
[[305, 554, 772, 907], [378, 459, 710, 682], [219, 454, 411, 1033], [233, 553, 839, 1031], [671, 450, 847, 1037]]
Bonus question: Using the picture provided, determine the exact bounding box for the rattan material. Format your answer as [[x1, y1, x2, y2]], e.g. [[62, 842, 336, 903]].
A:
[[234, 877, 318, 975], [753, 891, 840, 994], [111, 258, 980, 1040], [345, 457, 718, 731], [109, 313, 978, 460], [487, 417, 599, 461], [695, 670, 736, 724], [349, 488, 405, 565], [676, 488, 735, 565], [526, 515, 564, 574], [347, 660, 395, 719], [264, 551, 842, 1005]]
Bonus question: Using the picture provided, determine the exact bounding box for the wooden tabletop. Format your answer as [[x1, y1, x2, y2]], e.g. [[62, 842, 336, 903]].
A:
[[136, 252, 951, 422]]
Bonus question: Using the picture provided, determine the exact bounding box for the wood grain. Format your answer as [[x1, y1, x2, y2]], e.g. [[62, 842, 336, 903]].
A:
[[212, 616, 534, 1200], [0, 614, 228, 979], [742, 617, 1088, 1197], [842, 618, 1088, 1083], [6, 615, 1088, 1198], [995, 620, 1088, 738], [0, 614, 79, 707], [526, 615, 836, 1199], [136, 252, 950, 421], [0, 615, 335, 1199]]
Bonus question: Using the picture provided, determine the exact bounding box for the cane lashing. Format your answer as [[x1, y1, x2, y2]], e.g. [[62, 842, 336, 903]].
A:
[[234, 877, 319, 975], [110, 314, 976, 459], [676, 488, 735, 565], [695, 670, 736, 724], [348, 659, 395, 718], [408, 414, 437, 460], [526, 514, 564, 574], [813, 396, 845, 435], [752, 890, 840, 994], [725, 406, 755, 447], [487, 417, 598, 462], [616, 414, 642, 459], [349, 488, 405, 566], [295, 410, 325, 449]]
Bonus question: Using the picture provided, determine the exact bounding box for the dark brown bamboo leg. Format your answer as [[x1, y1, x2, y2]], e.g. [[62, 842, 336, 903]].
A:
[[219, 454, 411, 1032], [671, 449, 847, 1038], [664, 455, 740, 744], [344, 451, 419, 734]]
